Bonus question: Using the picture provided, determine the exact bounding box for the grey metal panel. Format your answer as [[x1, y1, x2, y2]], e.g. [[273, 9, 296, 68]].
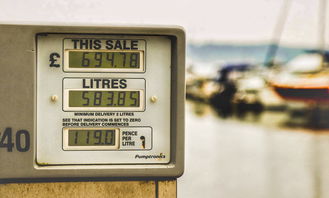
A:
[[0, 24, 185, 181]]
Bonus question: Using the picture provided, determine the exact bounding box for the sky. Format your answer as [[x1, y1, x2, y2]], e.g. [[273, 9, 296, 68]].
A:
[[0, 0, 326, 47]]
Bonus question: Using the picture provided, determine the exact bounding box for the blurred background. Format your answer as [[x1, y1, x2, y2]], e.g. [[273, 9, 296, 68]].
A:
[[1, 0, 329, 197]]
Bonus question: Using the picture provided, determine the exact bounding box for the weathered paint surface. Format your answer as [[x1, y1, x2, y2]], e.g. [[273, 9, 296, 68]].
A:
[[0, 180, 176, 198], [159, 180, 176, 198]]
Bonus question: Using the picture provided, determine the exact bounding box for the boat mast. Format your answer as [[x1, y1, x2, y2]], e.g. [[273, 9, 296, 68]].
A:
[[319, 0, 326, 67], [264, 0, 292, 67]]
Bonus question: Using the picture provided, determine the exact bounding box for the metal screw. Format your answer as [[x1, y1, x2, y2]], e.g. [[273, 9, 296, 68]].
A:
[[50, 95, 58, 103], [150, 96, 158, 103]]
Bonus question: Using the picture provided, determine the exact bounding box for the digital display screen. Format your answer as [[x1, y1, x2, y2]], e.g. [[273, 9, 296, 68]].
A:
[[68, 51, 142, 69], [69, 90, 141, 108], [68, 129, 116, 146]]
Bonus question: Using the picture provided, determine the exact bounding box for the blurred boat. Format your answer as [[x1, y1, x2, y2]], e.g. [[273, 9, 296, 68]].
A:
[[267, 0, 329, 105], [186, 63, 254, 103], [186, 64, 220, 102], [270, 51, 329, 104]]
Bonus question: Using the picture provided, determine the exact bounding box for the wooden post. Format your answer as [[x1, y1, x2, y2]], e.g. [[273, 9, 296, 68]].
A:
[[0, 180, 176, 198]]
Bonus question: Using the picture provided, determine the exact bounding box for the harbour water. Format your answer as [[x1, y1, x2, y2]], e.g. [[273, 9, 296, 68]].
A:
[[179, 101, 329, 198]]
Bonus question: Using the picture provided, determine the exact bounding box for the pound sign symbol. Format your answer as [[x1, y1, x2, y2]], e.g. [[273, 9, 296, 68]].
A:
[[49, 53, 60, 67]]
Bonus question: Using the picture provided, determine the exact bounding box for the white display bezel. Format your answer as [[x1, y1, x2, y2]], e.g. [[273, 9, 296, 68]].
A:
[[37, 34, 172, 165], [64, 49, 145, 73], [63, 128, 120, 150], [63, 89, 145, 112]]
